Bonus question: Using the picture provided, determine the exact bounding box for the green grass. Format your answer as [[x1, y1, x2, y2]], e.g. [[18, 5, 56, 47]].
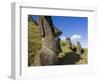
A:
[[28, 20, 42, 66], [60, 40, 71, 53], [76, 48, 88, 64], [60, 40, 88, 64]]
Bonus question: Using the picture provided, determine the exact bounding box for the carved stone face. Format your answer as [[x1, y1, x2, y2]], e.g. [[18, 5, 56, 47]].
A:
[[38, 16, 62, 52]]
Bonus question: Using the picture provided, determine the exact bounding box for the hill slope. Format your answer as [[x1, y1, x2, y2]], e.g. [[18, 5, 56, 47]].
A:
[[28, 19, 42, 66]]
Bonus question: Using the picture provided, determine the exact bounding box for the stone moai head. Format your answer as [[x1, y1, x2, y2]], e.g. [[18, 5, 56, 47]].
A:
[[77, 42, 81, 54], [66, 37, 72, 49], [38, 16, 62, 52], [34, 16, 63, 65]]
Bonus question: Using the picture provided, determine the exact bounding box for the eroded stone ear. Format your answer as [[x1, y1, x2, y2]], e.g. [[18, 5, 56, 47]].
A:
[[38, 16, 45, 37]]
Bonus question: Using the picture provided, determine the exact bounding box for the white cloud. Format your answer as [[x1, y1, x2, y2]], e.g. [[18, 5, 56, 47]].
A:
[[60, 36, 66, 40], [71, 34, 81, 41], [60, 34, 82, 43], [71, 34, 81, 44]]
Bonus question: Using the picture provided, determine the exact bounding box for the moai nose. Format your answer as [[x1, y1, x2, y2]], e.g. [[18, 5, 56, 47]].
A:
[[53, 25, 62, 37]]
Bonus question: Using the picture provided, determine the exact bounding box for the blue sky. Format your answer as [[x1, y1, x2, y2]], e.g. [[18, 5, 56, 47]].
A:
[[31, 15, 88, 48]]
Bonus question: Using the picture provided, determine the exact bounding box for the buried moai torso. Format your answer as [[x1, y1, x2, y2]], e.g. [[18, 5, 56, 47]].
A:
[[34, 16, 62, 66], [66, 37, 72, 50], [76, 42, 81, 54]]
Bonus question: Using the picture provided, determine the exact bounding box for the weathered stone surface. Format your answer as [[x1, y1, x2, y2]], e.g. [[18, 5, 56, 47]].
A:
[[66, 37, 72, 50], [34, 47, 59, 65], [55, 38, 62, 54], [34, 16, 62, 66], [76, 42, 81, 54]]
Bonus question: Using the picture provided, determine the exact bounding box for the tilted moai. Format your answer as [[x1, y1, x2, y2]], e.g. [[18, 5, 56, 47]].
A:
[[76, 42, 81, 54], [34, 16, 62, 66], [66, 37, 72, 50]]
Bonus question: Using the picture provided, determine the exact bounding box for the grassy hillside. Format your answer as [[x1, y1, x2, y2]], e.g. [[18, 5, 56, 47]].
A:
[[60, 40, 72, 53], [28, 20, 42, 66], [60, 40, 88, 64], [76, 48, 88, 64]]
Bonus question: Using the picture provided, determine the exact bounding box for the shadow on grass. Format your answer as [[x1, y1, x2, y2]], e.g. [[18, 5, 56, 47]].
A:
[[58, 52, 82, 65]]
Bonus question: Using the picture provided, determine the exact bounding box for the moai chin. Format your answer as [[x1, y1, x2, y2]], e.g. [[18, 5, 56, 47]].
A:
[[34, 16, 62, 66], [77, 42, 81, 54]]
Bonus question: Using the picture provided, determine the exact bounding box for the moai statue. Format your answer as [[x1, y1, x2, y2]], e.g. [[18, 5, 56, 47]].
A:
[[66, 37, 72, 50], [71, 44, 77, 52], [34, 16, 62, 66], [77, 42, 81, 54]]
